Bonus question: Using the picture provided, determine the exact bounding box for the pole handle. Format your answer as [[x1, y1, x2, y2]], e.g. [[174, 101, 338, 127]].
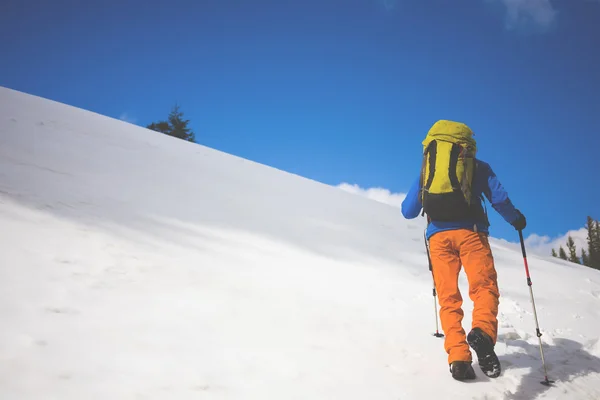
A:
[[518, 229, 527, 258], [518, 229, 533, 281]]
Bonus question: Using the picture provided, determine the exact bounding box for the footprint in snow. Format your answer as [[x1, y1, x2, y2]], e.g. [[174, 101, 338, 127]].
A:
[[583, 338, 600, 357], [45, 306, 80, 315], [500, 337, 600, 400], [499, 331, 522, 341], [498, 312, 513, 329]]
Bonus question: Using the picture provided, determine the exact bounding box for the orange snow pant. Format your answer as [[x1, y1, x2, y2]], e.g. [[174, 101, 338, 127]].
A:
[[429, 229, 499, 364]]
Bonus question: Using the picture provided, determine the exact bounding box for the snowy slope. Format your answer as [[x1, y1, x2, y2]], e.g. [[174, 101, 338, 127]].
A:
[[0, 86, 599, 400]]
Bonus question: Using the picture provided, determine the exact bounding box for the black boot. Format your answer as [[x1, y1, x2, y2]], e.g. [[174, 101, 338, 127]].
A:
[[449, 361, 476, 381], [467, 327, 501, 378]]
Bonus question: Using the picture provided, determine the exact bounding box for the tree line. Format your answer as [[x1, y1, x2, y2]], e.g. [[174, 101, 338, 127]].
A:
[[552, 216, 600, 270]]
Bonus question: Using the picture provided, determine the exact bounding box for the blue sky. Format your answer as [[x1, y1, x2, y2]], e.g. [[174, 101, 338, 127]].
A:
[[1, 0, 599, 248]]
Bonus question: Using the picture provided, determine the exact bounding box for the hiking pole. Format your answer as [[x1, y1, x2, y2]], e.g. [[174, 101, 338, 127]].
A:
[[424, 230, 444, 338], [518, 229, 554, 386]]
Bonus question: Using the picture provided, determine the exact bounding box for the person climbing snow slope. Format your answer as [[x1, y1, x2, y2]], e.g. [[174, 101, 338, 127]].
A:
[[401, 120, 527, 381]]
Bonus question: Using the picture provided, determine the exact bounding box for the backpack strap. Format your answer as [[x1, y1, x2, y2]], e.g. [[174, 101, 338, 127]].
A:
[[459, 146, 472, 204], [423, 141, 437, 192], [420, 141, 437, 217], [448, 143, 461, 190]]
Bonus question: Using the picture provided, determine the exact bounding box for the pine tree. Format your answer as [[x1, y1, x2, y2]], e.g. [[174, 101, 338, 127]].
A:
[[586, 216, 595, 265], [594, 219, 600, 270], [582, 248, 590, 267], [586, 216, 600, 269], [168, 104, 195, 142], [551, 248, 557, 258], [147, 121, 171, 135], [566, 235, 580, 264], [146, 105, 196, 143], [558, 246, 567, 260]]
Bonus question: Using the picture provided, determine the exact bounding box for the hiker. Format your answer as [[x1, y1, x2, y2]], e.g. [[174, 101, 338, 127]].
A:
[[400, 120, 527, 381]]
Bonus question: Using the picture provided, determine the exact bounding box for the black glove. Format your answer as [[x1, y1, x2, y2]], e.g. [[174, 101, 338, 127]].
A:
[[511, 210, 526, 231]]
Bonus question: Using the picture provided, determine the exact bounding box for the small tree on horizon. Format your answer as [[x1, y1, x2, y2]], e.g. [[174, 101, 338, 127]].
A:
[[566, 235, 580, 264], [558, 246, 568, 260], [147, 120, 171, 135], [586, 216, 600, 269], [582, 248, 590, 267], [167, 104, 195, 142], [147, 104, 196, 143]]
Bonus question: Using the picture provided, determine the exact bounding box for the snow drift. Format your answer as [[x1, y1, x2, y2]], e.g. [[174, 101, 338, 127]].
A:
[[0, 86, 599, 399]]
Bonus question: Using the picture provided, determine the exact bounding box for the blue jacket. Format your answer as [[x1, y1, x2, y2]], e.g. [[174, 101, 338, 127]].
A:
[[401, 159, 521, 239]]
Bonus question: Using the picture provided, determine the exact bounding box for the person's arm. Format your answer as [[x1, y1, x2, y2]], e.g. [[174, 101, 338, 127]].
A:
[[480, 161, 526, 229], [401, 177, 422, 219]]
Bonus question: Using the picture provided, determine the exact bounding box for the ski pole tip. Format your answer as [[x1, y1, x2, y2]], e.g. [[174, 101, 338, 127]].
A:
[[540, 378, 555, 386]]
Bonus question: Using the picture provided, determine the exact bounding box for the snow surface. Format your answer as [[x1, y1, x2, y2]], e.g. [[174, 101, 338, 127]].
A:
[[0, 86, 599, 400]]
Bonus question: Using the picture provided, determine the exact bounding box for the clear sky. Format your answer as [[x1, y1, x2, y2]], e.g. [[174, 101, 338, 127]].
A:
[[1, 0, 599, 245]]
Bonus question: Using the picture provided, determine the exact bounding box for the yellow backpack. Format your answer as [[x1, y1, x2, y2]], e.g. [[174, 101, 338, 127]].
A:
[[420, 120, 477, 221]]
